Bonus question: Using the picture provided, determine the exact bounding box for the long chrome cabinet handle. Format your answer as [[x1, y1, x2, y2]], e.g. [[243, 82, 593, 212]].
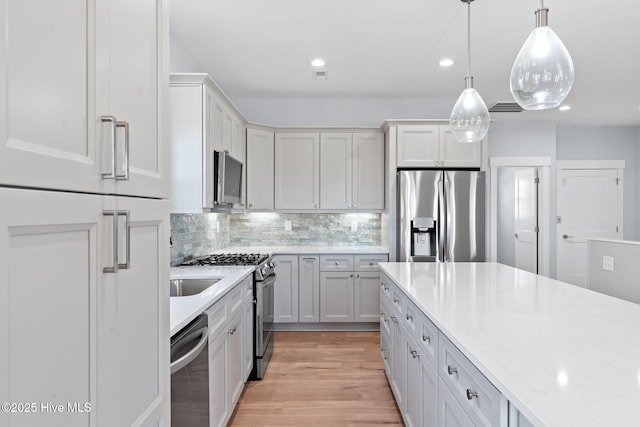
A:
[[103, 210, 130, 273], [117, 210, 131, 270], [103, 211, 119, 273], [115, 121, 130, 180], [101, 116, 117, 179]]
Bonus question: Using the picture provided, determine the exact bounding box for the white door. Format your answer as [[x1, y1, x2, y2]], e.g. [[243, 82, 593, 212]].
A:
[[353, 132, 385, 210], [0, 188, 101, 427], [320, 133, 353, 209], [298, 256, 320, 322], [273, 255, 299, 323], [557, 168, 622, 287], [274, 133, 320, 209], [96, 0, 169, 199], [514, 168, 538, 274], [319, 272, 354, 322], [354, 272, 381, 322], [97, 196, 169, 427]]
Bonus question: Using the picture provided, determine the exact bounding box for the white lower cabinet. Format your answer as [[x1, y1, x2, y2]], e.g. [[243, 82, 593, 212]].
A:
[[381, 272, 514, 427], [243, 277, 255, 379], [299, 256, 320, 322], [320, 272, 355, 322], [206, 277, 250, 427], [0, 188, 169, 427], [273, 255, 299, 323]]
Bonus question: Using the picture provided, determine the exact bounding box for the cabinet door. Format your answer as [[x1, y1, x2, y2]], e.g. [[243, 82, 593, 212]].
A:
[[320, 272, 354, 322], [355, 272, 381, 322], [274, 133, 320, 209], [353, 132, 385, 210], [405, 335, 438, 427], [243, 277, 254, 380], [440, 126, 481, 168], [273, 255, 299, 323], [320, 133, 352, 209], [228, 311, 244, 408], [439, 379, 474, 427], [246, 128, 275, 211], [390, 315, 407, 412], [209, 331, 229, 427], [0, 188, 101, 427], [0, 0, 102, 194], [299, 256, 320, 322], [97, 196, 169, 427], [397, 125, 440, 168], [96, 0, 169, 199]]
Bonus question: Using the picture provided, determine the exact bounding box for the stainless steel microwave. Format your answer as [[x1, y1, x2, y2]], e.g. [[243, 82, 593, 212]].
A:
[[213, 150, 242, 205]]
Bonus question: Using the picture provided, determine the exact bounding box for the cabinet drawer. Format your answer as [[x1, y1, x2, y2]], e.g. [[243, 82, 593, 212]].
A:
[[439, 333, 502, 427], [416, 312, 439, 368], [320, 254, 354, 271], [354, 254, 388, 271], [206, 298, 229, 340], [380, 275, 393, 304], [390, 288, 403, 316], [380, 299, 393, 340]]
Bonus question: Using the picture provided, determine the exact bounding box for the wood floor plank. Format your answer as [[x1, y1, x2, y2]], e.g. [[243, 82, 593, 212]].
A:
[[228, 331, 403, 426]]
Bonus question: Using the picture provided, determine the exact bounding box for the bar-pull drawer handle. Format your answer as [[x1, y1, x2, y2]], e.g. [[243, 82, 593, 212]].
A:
[[115, 120, 129, 181], [406, 313, 413, 321], [393, 298, 399, 304], [410, 349, 420, 359], [562, 234, 575, 239], [390, 316, 398, 324], [447, 365, 458, 375], [466, 389, 478, 400], [103, 210, 130, 273], [101, 116, 117, 179], [117, 210, 130, 270], [422, 334, 431, 343]]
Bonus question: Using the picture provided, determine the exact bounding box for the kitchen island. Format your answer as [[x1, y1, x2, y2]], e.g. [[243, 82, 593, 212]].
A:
[[380, 262, 640, 427]]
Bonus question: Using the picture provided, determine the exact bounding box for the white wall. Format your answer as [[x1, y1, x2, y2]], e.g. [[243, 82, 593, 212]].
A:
[[170, 32, 206, 73], [496, 167, 517, 267], [556, 126, 637, 239], [637, 126, 640, 240]]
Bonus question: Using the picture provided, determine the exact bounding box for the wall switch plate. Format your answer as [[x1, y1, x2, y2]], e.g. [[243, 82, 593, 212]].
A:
[[603, 255, 614, 272], [284, 220, 292, 232], [351, 221, 358, 232]]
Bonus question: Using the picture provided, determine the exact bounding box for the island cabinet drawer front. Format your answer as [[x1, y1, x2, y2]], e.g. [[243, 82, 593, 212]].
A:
[[404, 301, 418, 334], [416, 312, 439, 367], [380, 299, 393, 339], [439, 333, 502, 427], [207, 298, 229, 340], [355, 254, 388, 271], [391, 288, 404, 315], [380, 276, 393, 304], [320, 255, 354, 271], [228, 285, 244, 317]]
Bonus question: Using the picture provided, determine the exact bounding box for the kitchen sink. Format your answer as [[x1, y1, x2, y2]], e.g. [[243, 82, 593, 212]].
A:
[[170, 278, 221, 297]]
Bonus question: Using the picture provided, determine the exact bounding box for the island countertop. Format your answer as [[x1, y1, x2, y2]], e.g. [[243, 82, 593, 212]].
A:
[[379, 262, 640, 427]]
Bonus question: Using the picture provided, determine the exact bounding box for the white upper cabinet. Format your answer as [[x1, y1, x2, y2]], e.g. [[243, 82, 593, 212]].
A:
[[396, 124, 481, 168], [274, 133, 320, 210], [320, 133, 353, 209], [169, 73, 246, 212], [352, 132, 385, 210], [246, 128, 275, 211], [0, 0, 169, 198]]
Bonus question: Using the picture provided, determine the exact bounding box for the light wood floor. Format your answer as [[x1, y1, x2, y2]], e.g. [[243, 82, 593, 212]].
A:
[[228, 331, 403, 426]]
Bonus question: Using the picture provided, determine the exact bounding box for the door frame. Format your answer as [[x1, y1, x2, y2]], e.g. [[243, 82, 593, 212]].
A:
[[489, 157, 551, 276]]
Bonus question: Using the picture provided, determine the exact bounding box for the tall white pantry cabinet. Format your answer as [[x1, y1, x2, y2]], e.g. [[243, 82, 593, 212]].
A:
[[0, 1, 170, 427]]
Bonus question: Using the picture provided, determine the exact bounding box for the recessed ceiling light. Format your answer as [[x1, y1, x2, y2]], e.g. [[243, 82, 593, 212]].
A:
[[439, 58, 454, 67], [311, 58, 325, 67], [558, 105, 571, 111]]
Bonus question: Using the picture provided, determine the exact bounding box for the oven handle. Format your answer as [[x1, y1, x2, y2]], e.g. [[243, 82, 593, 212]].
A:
[[259, 273, 276, 287], [170, 326, 208, 375]]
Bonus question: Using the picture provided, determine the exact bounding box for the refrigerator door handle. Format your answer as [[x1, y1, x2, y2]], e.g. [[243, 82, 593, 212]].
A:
[[438, 173, 446, 262]]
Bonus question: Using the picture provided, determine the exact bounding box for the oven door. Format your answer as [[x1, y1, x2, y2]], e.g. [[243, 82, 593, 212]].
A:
[[255, 273, 275, 379]]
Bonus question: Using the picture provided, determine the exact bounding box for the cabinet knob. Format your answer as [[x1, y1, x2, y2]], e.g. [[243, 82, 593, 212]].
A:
[[248, 203, 253, 208], [356, 273, 360, 278], [369, 262, 374, 266], [447, 365, 458, 375], [315, 204, 319, 208], [350, 273, 354, 278], [406, 313, 413, 321], [335, 261, 339, 265], [393, 298, 399, 304], [466, 389, 478, 400]]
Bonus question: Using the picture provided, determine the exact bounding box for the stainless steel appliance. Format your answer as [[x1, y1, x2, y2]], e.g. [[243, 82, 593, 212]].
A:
[[181, 253, 275, 379], [397, 170, 485, 262], [213, 150, 243, 206], [170, 314, 209, 426]]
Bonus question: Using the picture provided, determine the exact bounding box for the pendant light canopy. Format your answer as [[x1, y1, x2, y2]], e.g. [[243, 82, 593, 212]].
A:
[[450, 0, 490, 144], [510, 3, 574, 110]]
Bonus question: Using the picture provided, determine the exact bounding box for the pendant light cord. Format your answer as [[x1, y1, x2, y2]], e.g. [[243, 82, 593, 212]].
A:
[[467, 0, 471, 78]]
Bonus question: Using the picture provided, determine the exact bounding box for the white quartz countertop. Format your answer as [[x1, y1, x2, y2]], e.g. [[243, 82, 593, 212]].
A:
[[169, 266, 253, 336], [219, 245, 389, 255], [379, 262, 640, 427]]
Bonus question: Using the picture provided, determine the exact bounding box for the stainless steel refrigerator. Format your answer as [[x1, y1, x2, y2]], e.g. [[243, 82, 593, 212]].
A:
[[397, 170, 485, 262]]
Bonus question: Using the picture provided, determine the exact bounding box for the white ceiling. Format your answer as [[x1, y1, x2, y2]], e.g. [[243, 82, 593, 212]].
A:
[[170, 0, 640, 127]]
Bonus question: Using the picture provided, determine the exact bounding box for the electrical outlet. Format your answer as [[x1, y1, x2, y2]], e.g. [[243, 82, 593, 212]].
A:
[[351, 221, 358, 232], [284, 220, 292, 232], [216, 221, 220, 232], [602, 255, 614, 272]]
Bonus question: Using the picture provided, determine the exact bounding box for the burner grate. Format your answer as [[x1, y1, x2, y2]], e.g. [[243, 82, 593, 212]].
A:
[[181, 253, 269, 266]]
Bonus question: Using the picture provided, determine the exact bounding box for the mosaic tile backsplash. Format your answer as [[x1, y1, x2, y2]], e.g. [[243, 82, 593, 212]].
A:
[[170, 213, 231, 266], [170, 212, 382, 265], [230, 213, 381, 247]]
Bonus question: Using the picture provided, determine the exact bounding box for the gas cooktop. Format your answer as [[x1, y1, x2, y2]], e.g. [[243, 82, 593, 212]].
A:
[[180, 253, 270, 267]]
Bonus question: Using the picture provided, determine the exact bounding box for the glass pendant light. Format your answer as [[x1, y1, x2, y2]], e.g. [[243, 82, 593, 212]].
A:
[[450, 0, 490, 143], [510, 1, 574, 110]]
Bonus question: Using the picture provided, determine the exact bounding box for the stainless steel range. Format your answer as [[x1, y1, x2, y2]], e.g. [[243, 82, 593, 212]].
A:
[[181, 253, 275, 379]]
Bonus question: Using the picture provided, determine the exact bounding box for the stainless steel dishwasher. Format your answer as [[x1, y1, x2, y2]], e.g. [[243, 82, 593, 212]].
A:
[[170, 314, 209, 426]]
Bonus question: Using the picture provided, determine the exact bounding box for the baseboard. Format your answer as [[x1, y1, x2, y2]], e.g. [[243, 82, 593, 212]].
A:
[[272, 322, 380, 332]]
